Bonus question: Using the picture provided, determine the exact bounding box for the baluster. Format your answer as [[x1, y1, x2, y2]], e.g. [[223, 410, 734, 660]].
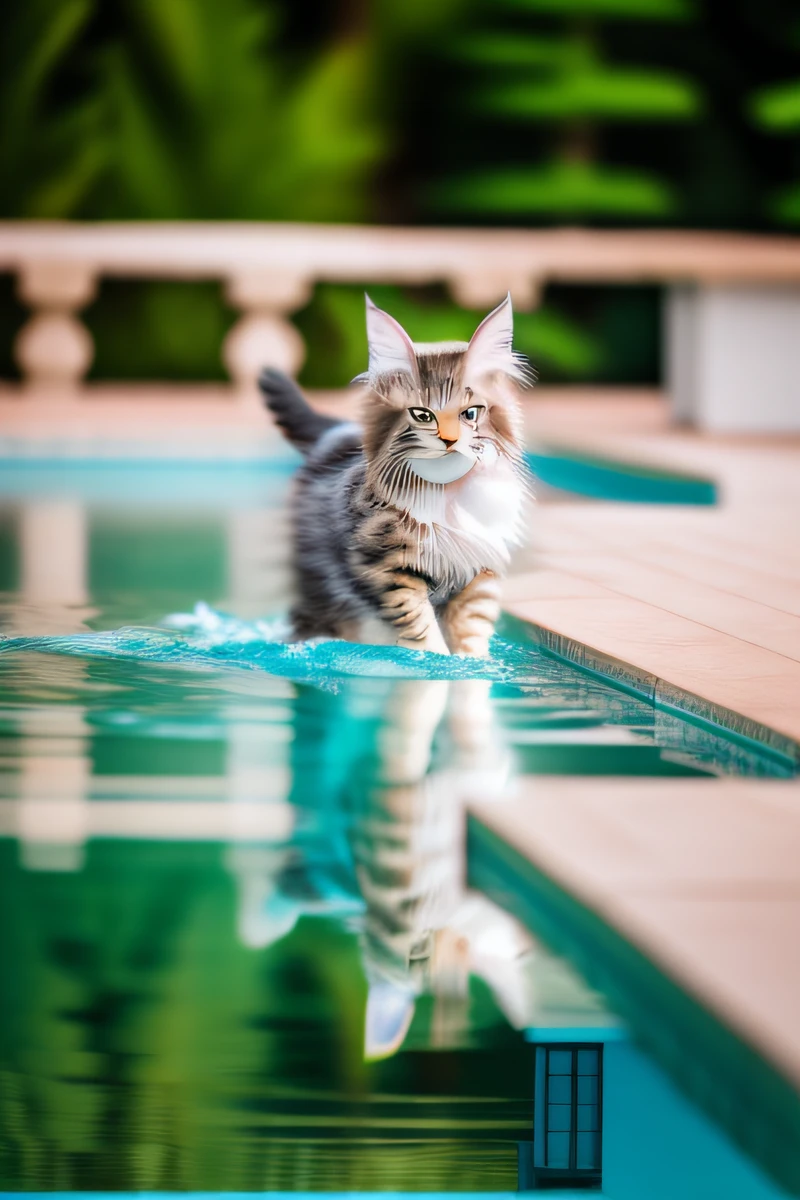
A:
[[14, 261, 97, 396], [223, 271, 312, 399]]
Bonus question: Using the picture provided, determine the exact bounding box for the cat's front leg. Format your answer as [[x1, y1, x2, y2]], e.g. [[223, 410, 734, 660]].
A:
[[350, 520, 449, 654], [377, 569, 449, 654], [355, 560, 447, 653], [440, 570, 501, 656]]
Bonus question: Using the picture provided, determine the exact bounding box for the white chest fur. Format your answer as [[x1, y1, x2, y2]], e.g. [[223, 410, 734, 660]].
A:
[[405, 456, 526, 582]]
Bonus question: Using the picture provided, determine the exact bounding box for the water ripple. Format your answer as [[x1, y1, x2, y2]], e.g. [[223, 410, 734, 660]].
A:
[[0, 601, 545, 688]]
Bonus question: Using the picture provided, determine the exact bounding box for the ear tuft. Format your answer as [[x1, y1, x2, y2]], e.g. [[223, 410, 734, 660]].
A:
[[465, 293, 531, 386], [365, 294, 419, 387]]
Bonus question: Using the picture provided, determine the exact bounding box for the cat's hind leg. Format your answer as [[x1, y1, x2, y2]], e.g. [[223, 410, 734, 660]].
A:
[[440, 571, 500, 657]]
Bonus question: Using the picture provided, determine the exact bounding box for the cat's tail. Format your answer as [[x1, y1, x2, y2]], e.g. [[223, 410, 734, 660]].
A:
[[259, 368, 343, 457]]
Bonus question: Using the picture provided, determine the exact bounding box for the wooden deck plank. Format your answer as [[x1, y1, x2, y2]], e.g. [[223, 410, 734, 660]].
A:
[[469, 778, 800, 1086], [521, 508, 800, 589], [501, 569, 617, 603], [520, 555, 800, 661]]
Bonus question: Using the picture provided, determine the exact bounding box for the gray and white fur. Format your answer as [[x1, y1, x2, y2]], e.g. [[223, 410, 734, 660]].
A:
[[259, 294, 531, 655]]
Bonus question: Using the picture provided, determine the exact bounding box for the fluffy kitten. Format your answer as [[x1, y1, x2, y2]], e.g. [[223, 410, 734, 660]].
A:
[[259, 294, 531, 655]]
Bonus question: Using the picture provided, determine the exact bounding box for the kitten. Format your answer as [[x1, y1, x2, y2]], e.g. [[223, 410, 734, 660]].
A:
[[259, 294, 531, 655]]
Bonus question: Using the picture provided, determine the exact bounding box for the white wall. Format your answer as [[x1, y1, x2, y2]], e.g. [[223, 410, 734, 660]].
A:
[[666, 285, 800, 432]]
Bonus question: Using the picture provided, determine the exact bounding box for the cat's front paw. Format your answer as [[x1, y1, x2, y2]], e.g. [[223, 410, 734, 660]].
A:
[[450, 636, 492, 658], [397, 624, 450, 655]]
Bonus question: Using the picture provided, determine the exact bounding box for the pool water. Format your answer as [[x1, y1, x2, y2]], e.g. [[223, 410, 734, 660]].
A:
[[0, 463, 795, 1196]]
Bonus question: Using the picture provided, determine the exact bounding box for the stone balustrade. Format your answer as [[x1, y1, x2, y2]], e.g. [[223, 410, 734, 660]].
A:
[[2, 222, 800, 428]]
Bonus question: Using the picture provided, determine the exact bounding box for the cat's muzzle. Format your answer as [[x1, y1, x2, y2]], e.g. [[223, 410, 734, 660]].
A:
[[407, 447, 477, 484]]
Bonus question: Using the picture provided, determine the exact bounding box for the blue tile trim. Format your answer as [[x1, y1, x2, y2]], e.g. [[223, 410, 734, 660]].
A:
[[527, 448, 717, 505], [524, 1026, 628, 1044]]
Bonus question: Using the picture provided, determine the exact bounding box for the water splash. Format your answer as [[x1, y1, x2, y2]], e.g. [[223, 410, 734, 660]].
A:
[[0, 601, 543, 689]]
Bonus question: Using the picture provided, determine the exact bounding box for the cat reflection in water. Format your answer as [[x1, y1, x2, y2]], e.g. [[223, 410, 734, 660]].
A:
[[354, 678, 534, 1060], [231, 677, 536, 1061], [260, 293, 532, 655]]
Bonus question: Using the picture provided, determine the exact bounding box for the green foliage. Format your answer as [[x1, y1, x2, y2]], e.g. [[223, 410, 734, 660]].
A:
[[750, 79, 800, 133], [0, 0, 390, 380], [86, 281, 235, 382], [0, 0, 385, 222], [297, 284, 603, 388], [478, 67, 700, 122], [2, 0, 798, 383], [771, 184, 800, 224], [749, 72, 800, 225], [433, 161, 676, 220], [90, 1, 384, 221], [499, 0, 694, 15], [435, 1, 703, 227], [0, 0, 102, 217]]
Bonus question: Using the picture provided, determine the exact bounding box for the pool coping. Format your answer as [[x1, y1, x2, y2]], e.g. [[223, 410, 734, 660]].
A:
[[466, 808, 800, 1198], [500, 612, 800, 768]]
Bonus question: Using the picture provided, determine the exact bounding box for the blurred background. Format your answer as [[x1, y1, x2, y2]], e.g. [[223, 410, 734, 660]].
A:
[[2, 0, 800, 390]]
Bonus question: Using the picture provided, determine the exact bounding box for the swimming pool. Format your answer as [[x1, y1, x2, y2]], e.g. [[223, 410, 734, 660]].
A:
[[0, 461, 795, 1196]]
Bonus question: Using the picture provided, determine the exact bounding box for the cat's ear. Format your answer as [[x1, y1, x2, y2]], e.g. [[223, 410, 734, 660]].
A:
[[364, 294, 419, 388], [465, 293, 514, 378], [464, 293, 530, 386]]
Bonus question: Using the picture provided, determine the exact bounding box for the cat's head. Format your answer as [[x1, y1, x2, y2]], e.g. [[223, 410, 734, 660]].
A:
[[357, 294, 531, 498]]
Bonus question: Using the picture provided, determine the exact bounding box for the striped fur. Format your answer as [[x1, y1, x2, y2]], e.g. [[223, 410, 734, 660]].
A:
[[260, 297, 531, 655]]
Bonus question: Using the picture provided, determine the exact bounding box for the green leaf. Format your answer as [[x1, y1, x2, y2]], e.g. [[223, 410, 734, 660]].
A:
[[0, 0, 96, 212], [480, 68, 700, 122], [25, 99, 109, 218], [266, 37, 386, 222], [453, 33, 591, 70], [497, 0, 694, 18], [0, 0, 93, 148], [432, 160, 677, 218], [97, 45, 191, 217], [515, 306, 604, 374], [749, 79, 800, 132], [769, 182, 800, 225], [376, 0, 471, 39]]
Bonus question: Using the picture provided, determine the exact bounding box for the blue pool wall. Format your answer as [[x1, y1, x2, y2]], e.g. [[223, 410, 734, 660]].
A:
[[602, 1041, 789, 1200]]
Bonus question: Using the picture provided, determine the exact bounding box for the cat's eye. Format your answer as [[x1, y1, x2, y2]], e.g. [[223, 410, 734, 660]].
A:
[[409, 407, 436, 425], [460, 404, 484, 424]]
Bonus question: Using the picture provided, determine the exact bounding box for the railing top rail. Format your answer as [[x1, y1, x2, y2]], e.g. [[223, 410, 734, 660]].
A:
[[3, 222, 800, 284]]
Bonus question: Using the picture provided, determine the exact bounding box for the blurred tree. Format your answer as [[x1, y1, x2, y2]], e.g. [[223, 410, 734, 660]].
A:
[[90, 1, 382, 223], [749, 8, 800, 228], [428, 0, 703, 222], [0, 0, 102, 219], [751, 85, 800, 222], [1, 0, 799, 386], [0, 0, 388, 382], [0, 0, 384, 221]]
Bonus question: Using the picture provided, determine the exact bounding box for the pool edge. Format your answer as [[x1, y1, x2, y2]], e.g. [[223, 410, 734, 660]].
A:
[[500, 611, 799, 768]]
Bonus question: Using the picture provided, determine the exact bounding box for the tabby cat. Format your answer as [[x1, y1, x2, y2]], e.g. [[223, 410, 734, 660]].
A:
[[259, 294, 531, 655]]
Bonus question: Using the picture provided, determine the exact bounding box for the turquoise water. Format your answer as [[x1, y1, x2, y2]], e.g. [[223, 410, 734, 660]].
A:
[[0, 463, 795, 1195]]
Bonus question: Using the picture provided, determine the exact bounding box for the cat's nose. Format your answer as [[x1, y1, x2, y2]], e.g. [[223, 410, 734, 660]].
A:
[[439, 434, 458, 448]]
